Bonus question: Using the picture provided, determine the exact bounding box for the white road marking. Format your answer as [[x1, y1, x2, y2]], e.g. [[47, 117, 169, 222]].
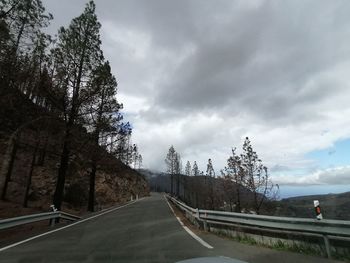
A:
[[164, 196, 213, 249], [0, 198, 144, 252]]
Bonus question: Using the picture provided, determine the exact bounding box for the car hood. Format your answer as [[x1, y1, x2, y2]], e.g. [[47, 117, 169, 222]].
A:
[[176, 256, 248, 263]]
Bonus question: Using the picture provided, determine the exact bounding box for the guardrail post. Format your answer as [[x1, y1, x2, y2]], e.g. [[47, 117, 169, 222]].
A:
[[49, 205, 57, 227], [203, 220, 208, 232], [131, 195, 133, 201], [200, 211, 209, 232], [323, 235, 331, 259]]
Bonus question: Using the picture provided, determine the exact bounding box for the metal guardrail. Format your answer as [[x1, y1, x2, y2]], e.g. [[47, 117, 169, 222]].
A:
[[0, 211, 81, 230], [167, 195, 350, 259]]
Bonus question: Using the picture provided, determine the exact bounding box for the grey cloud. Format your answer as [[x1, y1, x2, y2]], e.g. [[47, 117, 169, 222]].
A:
[[45, 0, 350, 123], [97, 0, 198, 48], [273, 166, 350, 186], [153, 0, 350, 123], [318, 167, 350, 185]]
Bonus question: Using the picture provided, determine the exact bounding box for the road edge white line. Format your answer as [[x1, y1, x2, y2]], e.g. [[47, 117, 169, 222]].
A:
[[164, 196, 213, 249], [0, 198, 145, 252]]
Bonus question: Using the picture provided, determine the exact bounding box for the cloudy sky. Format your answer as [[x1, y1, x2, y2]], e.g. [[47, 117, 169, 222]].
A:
[[43, 0, 350, 197]]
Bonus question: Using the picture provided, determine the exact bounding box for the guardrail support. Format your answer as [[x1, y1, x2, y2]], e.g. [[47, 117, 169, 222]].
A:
[[323, 235, 331, 259], [203, 220, 209, 232], [0, 211, 80, 231]]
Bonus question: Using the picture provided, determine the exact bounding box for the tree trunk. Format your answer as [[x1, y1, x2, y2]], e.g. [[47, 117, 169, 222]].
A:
[[254, 191, 259, 214], [38, 134, 48, 166], [176, 174, 180, 197], [53, 132, 70, 210], [23, 141, 39, 207], [1, 141, 18, 200], [236, 185, 241, 213], [183, 177, 186, 202], [88, 161, 97, 212], [170, 174, 173, 196], [14, 18, 25, 55], [52, 28, 86, 210]]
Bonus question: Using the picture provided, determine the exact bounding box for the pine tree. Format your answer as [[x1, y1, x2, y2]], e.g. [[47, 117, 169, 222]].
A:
[[191, 161, 200, 207], [205, 158, 216, 209], [206, 158, 215, 177], [0, 0, 52, 95], [174, 153, 181, 196], [185, 161, 191, 176], [85, 61, 122, 211], [192, 161, 199, 176], [223, 147, 244, 212], [165, 145, 177, 195], [241, 137, 275, 214], [52, 1, 103, 210], [137, 154, 143, 169], [113, 124, 132, 164]]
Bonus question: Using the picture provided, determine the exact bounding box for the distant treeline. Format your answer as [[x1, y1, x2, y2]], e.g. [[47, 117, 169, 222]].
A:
[[159, 137, 279, 214]]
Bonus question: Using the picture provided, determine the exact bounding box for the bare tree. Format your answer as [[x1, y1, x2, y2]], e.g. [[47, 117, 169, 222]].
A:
[[241, 137, 277, 214], [206, 158, 216, 209], [185, 161, 191, 176], [222, 148, 245, 212], [220, 170, 236, 212], [206, 158, 215, 177], [192, 161, 199, 176], [165, 145, 176, 195]]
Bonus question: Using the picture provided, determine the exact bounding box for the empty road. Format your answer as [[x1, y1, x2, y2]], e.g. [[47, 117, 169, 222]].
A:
[[0, 193, 341, 262]]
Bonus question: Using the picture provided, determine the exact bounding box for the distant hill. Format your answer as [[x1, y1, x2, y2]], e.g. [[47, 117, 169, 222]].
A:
[[137, 169, 165, 179], [141, 167, 350, 220], [141, 169, 268, 213], [138, 169, 171, 193], [276, 191, 350, 220]]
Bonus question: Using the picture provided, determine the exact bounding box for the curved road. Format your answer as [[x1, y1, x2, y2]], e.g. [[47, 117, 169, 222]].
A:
[[0, 193, 341, 262]]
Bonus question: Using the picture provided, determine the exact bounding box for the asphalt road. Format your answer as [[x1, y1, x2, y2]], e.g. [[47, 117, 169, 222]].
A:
[[0, 193, 341, 263]]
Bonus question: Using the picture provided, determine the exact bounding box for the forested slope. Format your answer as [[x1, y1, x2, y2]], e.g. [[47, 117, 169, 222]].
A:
[[0, 89, 148, 217], [0, 0, 149, 217]]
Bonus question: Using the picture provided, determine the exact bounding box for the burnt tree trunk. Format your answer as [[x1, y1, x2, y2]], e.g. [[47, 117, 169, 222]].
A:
[[53, 130, 71, 210], [37, 134, 49, 166], [23, 141, 39, 207], [1, 140, 18, 200], [170, 174, 173, 196], [235, 184, 241, 213], [176, 174, 180, 197], [88, 161, 97, 212]]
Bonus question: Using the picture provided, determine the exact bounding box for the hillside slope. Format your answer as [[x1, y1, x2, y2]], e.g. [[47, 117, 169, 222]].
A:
[[277, 191, 350, 220], [0, 90, 149, 217]]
